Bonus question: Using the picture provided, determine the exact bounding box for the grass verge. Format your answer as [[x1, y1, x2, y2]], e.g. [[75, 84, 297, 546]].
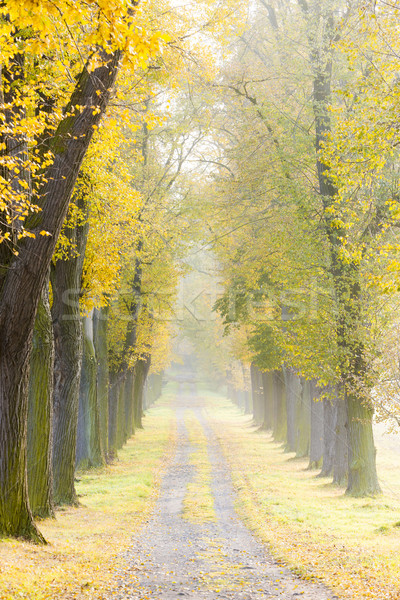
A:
[[0, 396, 175, 600], [205, 392, 400, 600]]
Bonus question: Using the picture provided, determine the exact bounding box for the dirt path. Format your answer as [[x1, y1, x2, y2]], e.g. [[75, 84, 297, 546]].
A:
[[108, 388, 337, 600]]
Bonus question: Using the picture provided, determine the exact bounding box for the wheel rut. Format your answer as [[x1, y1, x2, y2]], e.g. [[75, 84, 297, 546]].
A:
[[108, 387, 337, 600]]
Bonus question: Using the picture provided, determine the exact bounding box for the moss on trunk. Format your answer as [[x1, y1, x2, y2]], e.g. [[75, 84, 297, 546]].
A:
[[27, 282, 55, 519], [93, 307, 109, 461], [346, 393, 381, 496]]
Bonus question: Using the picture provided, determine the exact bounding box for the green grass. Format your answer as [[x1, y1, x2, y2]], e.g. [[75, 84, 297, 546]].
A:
[[204, 393, 400, 600], [0, 396, 175, 600]]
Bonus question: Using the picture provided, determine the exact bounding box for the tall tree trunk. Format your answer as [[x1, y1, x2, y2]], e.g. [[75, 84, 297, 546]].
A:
[[27, 280, 55, 519], [93, 306, 109, 461], [310, 9, 379, 496], [124, 369, 135, 440], [0, 47, 122, 539], [284, 368, 301, 453], [134, 355, 151, 429], [76, 313, 104, 470], [251, 364, 264, 426], [51, 266, 83, 505], [318, 389, 337, 478], [346, 391, 380, 495], [0, 52, 44, 542], [333, 392, 348, 487], [250, 362, 258, 423], [108, 372, 120, 461], [273, 369, 287, 444], [116, 379, 126, 450], [308, 381, 324, 469], [51, 191, 89, 504], [261, 371, 273, 430], [295, 378, 311, 458]]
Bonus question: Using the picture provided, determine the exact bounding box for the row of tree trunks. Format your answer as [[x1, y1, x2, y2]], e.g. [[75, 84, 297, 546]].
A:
[[26, 286, 154, 525], [242, 363, 376, 492], [51, 193, 88, 506], [0, 44, 124, 541], [308, 8, 380, 497]]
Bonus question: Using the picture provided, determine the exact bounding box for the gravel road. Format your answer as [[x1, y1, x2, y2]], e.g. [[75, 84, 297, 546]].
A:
[[108, 388, 337, 600]]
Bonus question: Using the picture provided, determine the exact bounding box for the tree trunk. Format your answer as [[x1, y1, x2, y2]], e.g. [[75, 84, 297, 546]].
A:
[[333, 392, 348, 487], [116, 379, 126, 450], [250, 363, 258, 423], [261, 371, 273, 430], [51, 191, 89, 504], [76, 313, 104, 470], [295, 378, 310, 458], [311, 10, 379, 496], [108, 372, 120, 461], [134, 356, 151, 429], [284, 368, 301, 453], [273, 369, 287, 444], [346, 392, 380, 496], [308, 381, 324, 469], [93, 306, 109, 461], [27, 281, 55, 519], [51, 268, 83, 505], [318, 389, 337, 478], [0, 52, 44, 543], [124, 368, 135, 440], [251, 364, 264, 426], [0, 47, 122, 539]]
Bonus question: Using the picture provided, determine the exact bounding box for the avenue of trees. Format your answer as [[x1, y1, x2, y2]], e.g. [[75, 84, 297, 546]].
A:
[[0, 0, 240, 541], [182, 0, 400, 498], [2, 0, 400, 543], [188, 0, 400, 495]]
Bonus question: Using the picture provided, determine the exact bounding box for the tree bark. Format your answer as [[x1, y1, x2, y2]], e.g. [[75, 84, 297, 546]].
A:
[[295, 378, 310, 458], [134, 355, 151, 429], [283, 368, 301, 453], [108, 372, 120, 461], [346, 392, 380, 496], [273, 369, 287, 444], [76, 313, 104, 470], [308, 381, 324, 469], [333, 392, 348, 487], [51, 261, 84, 505], [0, 47, 122, 538], [261, 371, 273, 430], [251, 363, 264, 426], [124, 369, 135, 440], [318, 389, 337, 478], [93, 306, 109, 461], [27, 281, 55, 519], [310, 10, 380, 495], [116, 379, 127, 450]]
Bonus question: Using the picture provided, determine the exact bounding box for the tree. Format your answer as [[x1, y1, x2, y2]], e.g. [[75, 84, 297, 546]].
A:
[[0, 0, 167, 541]]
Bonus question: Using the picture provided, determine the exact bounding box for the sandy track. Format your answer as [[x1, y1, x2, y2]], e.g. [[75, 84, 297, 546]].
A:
[[108, 389, 337, 600]]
